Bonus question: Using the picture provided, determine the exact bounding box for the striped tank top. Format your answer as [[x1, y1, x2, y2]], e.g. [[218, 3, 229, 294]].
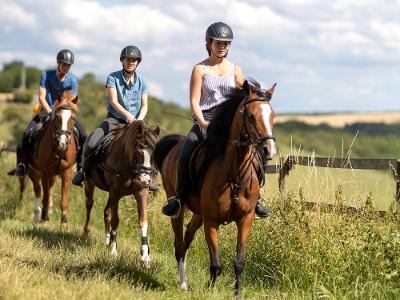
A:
[[199, 62, 236, 112]]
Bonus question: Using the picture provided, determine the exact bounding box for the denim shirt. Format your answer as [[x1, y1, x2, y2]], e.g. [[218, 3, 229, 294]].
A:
[[106, 70, 149, 121], [39, 70, 78, 109]]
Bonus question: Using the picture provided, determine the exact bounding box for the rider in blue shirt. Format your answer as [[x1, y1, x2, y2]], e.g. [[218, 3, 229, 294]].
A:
[[72, 45, 149, 186], [14, 49, 87, 176]]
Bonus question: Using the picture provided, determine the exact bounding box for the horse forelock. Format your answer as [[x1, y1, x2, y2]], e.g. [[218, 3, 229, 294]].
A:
[[55, 92, 78, 113], [122, 121, 159, 164]]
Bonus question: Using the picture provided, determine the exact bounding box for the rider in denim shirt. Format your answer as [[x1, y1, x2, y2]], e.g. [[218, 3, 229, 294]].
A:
[[72, 45, 149, 186]]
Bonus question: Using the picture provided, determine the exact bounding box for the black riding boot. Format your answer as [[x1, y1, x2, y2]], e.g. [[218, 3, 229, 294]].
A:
[[255, 196, 272, 219], [15, 136, 31, 176], [72, 156, 87, 187], [162, 163, 186, 218]]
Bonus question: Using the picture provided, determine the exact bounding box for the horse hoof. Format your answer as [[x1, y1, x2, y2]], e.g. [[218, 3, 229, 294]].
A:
[[110, 248, 118, 257], [180, 282, 188, 291], [141, 257, 151, 269], [33, 215, 40, 223], [60, 223, 68, 230]]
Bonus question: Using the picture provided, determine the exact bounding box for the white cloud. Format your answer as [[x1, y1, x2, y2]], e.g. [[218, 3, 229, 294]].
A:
[[0, 0, 399, 113], [0, 1, 36, 29]]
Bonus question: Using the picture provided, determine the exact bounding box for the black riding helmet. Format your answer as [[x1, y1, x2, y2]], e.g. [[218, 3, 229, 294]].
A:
[[57, 49, 74, 65], [205, 22, 234, 41], [120, 45, 142, 63]]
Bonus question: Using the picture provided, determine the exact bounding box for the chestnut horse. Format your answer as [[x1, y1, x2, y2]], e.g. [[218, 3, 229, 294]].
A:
[[19, 91, 79, 228], [153, 80, 276, 296], [83, 120, 160, 268]]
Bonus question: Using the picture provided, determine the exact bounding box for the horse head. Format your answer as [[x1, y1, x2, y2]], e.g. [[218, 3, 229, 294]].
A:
[[53, 91, 78, 152], [123, 121, 160, 185], [241, 78, 277, 160]]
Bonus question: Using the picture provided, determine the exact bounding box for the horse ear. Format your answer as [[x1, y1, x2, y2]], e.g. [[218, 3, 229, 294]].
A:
[[243, 80, 251, 95], [72, 96, 79, 104]]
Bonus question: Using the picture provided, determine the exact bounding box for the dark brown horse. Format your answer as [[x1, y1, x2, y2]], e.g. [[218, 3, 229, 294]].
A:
[[153, 80, 277, 296], [83, 120, 160, 268], [19, 91, 79, 228]]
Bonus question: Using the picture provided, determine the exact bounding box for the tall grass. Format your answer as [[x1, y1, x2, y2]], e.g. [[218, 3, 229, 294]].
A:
[[1, 150, 400, 299]]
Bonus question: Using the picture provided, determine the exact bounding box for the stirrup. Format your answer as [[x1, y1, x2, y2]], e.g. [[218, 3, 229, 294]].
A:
[[255, 200, 272, 219], [15, 163, 27, 176], [161, 196, 182, 218], [72, 171, 85, 186]]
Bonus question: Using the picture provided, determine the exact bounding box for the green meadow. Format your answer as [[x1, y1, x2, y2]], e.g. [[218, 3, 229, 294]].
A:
[[1, 62, 400, 298]]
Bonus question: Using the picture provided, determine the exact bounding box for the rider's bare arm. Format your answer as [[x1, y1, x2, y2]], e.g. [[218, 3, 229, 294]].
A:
[[137, 93, 148, 120], [190, 64, 208, 129], [107, 86, 135, 123], [38, 87, 52, 113], [234, 64, 245, 88]]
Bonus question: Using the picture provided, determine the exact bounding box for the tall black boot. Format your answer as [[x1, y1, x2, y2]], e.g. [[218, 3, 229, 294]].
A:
[[72, 152, 88, 187], [15, 136, 31, 176], [162, 163, 186, 218]]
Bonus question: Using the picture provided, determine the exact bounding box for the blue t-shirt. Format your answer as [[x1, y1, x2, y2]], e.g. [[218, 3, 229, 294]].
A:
[[39, 70, 78, 109], [106, 70, 149, 121]]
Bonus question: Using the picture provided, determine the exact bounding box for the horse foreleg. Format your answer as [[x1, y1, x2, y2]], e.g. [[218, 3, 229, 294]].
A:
[[83, 180, 95, 237], [29, 172, 42, 223], [134, 188, 150, 268], [18, 175, 27, 201], [47, 175, 56, 213], [204, 221, 221, 289], [40, 176, 51, 222], [60, 169, 71, 229], [104, 192, 120, 256], [234, 214, 254, 297], [178, 213, 203, 290]]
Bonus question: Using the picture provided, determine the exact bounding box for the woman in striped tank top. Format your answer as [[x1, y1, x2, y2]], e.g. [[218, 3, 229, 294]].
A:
[[162, 22, 272, 218]]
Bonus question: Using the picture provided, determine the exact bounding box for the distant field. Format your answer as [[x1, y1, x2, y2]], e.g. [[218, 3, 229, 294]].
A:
[[276, 111, 400, 127]]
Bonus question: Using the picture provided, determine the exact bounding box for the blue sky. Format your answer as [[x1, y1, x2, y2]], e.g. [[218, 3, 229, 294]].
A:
[[1, 0, 399, 113]]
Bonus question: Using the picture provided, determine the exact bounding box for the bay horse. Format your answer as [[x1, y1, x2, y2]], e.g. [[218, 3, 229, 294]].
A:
[[19, 91, 79, 228], [153, 80, 277, 296], [83, 120, 160, 268]]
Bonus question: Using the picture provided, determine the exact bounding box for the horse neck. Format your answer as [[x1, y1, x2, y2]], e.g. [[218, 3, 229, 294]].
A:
[[225, 108, 252, 170]]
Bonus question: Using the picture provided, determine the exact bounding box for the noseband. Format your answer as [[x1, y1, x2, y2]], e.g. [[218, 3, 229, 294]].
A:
[[52, 107, 73, 148]]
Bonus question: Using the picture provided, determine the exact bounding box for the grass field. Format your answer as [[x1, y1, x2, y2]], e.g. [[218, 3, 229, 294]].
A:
[[1, 147, 400, 299], [1, 106, 400, 299]]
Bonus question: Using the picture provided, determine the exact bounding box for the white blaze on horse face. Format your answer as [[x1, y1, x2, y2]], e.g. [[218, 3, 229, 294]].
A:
[[139, 148, 152, 184], [59, 109, 72, 149], [260, 103, 277, 159]]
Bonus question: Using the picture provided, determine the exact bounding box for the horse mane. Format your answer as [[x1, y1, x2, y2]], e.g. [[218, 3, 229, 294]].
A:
[[204, 87, 246, 158], [54, 91, 78, 113], [117, 120, 159, 164]]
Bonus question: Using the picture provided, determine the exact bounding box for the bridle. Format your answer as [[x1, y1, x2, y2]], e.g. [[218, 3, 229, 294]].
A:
[[241, 97, 276, 149], [52, 107, 73, 149], [226, 95, 276, 198]]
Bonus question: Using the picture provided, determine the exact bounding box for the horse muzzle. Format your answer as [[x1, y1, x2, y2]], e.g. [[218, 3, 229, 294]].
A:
[[263, 139, 277, 160], [139, 173, 151, 185]]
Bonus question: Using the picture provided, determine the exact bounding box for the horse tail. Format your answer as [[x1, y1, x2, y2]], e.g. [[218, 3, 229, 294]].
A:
[[153, 134, 184, 170]]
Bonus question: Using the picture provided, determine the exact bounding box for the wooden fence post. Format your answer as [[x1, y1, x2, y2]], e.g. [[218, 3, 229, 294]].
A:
[[279, 156, 291, 196]]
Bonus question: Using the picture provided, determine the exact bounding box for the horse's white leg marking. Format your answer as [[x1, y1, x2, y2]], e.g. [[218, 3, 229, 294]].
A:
[[260, 103, 277, 159], [179, 257, 188, 290], [110, 231, 118, 257], [139, 148, 152, 184], [33, 196, 41, 223], [59, 109, 71, 150], [140, 222, 151, 268], [105, 229, 111, 246]]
